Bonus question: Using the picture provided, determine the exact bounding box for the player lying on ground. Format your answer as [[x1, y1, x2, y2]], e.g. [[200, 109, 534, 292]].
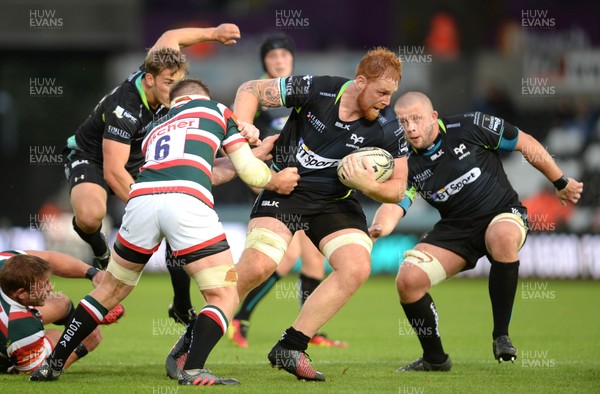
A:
[[0, 250, 124, 374]]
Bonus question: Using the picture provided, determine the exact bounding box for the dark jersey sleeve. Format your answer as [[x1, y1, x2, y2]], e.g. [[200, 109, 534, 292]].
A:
[[102, 90, 141, 145], [466, 112, 520, 152], [279, 75, 319, 109]]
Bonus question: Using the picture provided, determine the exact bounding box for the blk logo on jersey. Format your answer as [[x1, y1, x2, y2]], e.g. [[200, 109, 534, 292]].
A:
[[296, 139, 339, 169], [431, 167, 481, 202], [430, 149, 444, 161], [71, 159, 89, 168], [335, 121, 351, 130]]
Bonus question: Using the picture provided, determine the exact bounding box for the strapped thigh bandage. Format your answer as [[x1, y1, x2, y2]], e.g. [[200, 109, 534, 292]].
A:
[[106, 258, 143, 286], [191, 264, 237, 290], [245, 227, 288, 265], [403, 249, 447, 286], [321, 232, 373, 261], [488, 212, 527, 250]]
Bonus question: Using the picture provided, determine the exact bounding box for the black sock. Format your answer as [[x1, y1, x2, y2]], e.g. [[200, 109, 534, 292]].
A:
[[183, 306, 227, 370], [401, 293, 447, 364], [72, 216, 108, 257], [165, 243, 192, 312], [489, 259, 520, 339], [234, 271, 281, 321], [298, 273, 320, 308], [278, 326, 310, 351], [53, 301, 75, 326], [47, 295, 107, 371]]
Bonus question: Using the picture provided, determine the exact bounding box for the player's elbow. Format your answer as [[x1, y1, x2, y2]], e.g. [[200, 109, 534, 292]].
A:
[[236, 81, 260, 101], [152, 30, 180, 50], [103, 167, 121, 189]]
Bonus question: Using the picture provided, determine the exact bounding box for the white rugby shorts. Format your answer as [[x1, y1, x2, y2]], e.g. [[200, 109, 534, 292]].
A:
[[117, 193, 226, 255]]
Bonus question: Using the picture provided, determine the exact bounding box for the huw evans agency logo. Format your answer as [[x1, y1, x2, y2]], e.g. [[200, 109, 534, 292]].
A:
[[521, 9, 556, 30], [275, 9, 309, 29], [29, 9, 63, 29]]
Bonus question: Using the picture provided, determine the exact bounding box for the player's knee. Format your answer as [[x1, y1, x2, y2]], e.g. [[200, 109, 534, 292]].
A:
[[397, 249, 446, 298], [244, 227, 288, 266], [486, 213, 527, 255], [350, 259, 371, 285], [396, 266, 426, 300], [56, 293, 72, 312], [106, 259, 142, 288], [74, 210, 105, 232], [202, 285, 239, 309], [191, 265, 237, 291], [322, 232, 372, 262], [486, 230, 521, 260]]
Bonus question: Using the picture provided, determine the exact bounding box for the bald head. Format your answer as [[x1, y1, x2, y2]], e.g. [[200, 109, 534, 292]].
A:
[[394, 91, 434, 114]]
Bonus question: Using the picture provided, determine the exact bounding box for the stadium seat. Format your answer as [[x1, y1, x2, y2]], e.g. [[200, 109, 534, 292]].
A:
[[555, 158, 583, 180], [584, 143, 600, 171], [545, 127, 584, 157], [502, 154, 546, 199]]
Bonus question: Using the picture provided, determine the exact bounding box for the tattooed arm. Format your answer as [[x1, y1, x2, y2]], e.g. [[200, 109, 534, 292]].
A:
[[233, 78, 282, 122]]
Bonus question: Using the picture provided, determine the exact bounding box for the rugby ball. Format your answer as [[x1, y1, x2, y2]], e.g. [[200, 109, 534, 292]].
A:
[[337, 147, 395, 187]]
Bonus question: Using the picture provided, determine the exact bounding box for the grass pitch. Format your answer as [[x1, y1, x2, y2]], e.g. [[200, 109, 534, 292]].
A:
[[3, 274, 599, 393]]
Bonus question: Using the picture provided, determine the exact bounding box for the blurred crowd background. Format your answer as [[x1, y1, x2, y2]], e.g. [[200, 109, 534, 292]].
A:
[[0, 0, 599, 277]]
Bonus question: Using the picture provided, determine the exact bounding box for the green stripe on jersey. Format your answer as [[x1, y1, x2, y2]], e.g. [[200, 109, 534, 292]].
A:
[[135, 73, 150, 111]]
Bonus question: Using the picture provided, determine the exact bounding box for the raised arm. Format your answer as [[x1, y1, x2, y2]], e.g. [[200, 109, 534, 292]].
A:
[[516, 130, 583, 205], [233, 78, 283, 122], [151, 23, 241, 50]]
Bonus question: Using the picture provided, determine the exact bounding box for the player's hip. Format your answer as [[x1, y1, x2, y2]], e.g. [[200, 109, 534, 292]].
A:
[[117, 193, 228, 262]]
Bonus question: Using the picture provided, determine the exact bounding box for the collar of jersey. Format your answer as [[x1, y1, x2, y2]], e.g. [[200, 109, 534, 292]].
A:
[[0, 286, 28, 311], [335, 80, 353, 105], [135, 73, 150, 111]]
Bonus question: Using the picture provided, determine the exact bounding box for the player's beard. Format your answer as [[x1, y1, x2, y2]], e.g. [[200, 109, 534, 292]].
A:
[[357, 90, 380, 121]]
